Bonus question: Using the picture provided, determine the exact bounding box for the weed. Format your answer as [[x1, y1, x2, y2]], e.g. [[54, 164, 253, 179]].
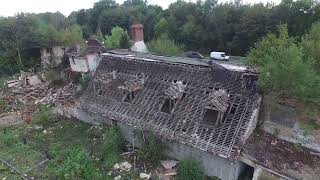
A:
[[0, 130, 18, 147], [138, 133, 166, 166], [79, 74, 91, 90], [44, 69, 63, 84], [293, 143, 302, 151], [272, 128, 280, 137], [49, 148, 102, 180], [102, 126, 125, 168], [176, 159, 205, 180], [34, 105, 56, 127], [0, 98, 8, 114], [301, 120, 320, 136]]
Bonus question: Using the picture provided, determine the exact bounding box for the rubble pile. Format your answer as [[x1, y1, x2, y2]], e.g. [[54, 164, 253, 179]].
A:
[[0, 71, 79, 116]]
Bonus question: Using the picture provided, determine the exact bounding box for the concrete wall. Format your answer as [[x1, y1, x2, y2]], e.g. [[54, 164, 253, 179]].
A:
[[119, 123, 245, 180], [69, 54, 100, 74], [69, 57, 89, 73], [41, 46, 64, 67]]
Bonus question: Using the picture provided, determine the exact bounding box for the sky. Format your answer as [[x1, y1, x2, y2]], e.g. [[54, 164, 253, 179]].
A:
[[0, 0, 281, 17]]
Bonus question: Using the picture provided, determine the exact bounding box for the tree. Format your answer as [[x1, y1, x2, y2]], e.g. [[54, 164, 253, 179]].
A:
[[61, 25, 84, 46], [246, 25, 320, 105], [104, 26, 130, 49], [147, 34, 184, 56], [154, 18, 169, 37], [301, 21, 320, 72]]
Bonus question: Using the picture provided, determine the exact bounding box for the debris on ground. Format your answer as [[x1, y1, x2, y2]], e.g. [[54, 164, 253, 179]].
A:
[[139, 172, 151, 179], [156, 159, 178, 180]]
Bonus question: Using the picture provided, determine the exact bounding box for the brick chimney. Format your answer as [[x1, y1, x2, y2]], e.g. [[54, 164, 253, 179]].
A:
[[130, 23, 148, 53], [131, 24, 144, 43]]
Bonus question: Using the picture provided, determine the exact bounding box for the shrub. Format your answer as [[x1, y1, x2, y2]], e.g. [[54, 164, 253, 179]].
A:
[[246, 25, 320, 106], [50, 148, 101, 179], [176, 159, 204, 180], [79, 74, 91, 90], [44, 69, 63, 84], [104, 27, 130, 49], [0, 98, 8, 114], [138, 133, 166, 166], [34, 105, 56, 126], [102, 126, 125, 168], [0, 130, 19, 147], [147, 34, 184, 56]]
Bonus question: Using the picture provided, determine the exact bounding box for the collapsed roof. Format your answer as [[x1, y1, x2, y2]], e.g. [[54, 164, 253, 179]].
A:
[[80, 50, 261, 160]]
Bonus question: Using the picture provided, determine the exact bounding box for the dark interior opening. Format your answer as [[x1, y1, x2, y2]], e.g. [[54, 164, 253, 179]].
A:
[[238, 164, 254, 180], [124, 91, 135, 103], [203, 108, 219, 125], [161, 98, 175, 114]]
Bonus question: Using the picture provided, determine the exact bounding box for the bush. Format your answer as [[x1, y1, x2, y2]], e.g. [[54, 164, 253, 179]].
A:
[[0, 130, 19, 147], [104, 27, 130, 49], [50, 148, 101, 179], [246, 25, 320, 105], [176, 159, 204, 180], [44, 69, 63, 84], [79, 74, 91, 90], [0, 98, 8, 114], [138, 133, 166, 166], [34, 105, 56, 126], [102, 126, 125, 168], [147, 34, 184, 56]]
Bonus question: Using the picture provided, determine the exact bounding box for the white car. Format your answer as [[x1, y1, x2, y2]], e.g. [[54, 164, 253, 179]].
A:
[[210, 52, 230, 61]]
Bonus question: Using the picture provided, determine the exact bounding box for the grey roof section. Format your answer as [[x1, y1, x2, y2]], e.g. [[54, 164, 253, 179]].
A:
[[105, 50, 247, 71]]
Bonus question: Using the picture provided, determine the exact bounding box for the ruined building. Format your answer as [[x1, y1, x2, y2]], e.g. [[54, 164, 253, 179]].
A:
[[79, 50, 261, 180], [68, 39, 106, 75]]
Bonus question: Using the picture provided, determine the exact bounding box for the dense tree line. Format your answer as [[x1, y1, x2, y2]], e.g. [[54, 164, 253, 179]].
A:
[[1, 0, 320, 106], [69, 0, 320, 55]]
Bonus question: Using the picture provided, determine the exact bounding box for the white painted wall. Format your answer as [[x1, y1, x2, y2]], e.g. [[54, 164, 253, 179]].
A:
[[69, 56, 89, 73], [69, 54, 100, 74]]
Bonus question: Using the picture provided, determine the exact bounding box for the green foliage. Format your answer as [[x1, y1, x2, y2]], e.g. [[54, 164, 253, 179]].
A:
[[34, 105, 56, 126], [0, 98, 8, 114], [0, 131, 19, 147], [154, 18, 169, 37], [301, 21, 320, 72], [44, 69, 63, 83], [293, 143, 302, 151], [138, 133, 166, 166], [147, 34, 184, 56], [273, 128, 280, 137], [176, 159, 205, 180], [79, 74, 91, 90], [102, 126, 125, 168], [50, 148, 102, 179], [104, 27, 130, 49], [246, 25, 320, 105], [300, 120, 320, 136], [61, 25, 84, 46]]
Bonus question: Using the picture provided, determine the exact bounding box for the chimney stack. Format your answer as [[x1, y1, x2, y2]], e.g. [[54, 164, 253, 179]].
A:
[[130, 23, 148, 53], [131, 24, 144, 43]]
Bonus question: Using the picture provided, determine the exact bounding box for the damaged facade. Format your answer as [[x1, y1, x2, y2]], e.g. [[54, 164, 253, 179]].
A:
[[79, 50, 261, 179], [68, 39, 105, 75]]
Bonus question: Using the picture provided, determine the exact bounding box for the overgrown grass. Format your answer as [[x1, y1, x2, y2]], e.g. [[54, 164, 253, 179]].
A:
[[0, 98, 8, 114], [138, 133, 166, 166], [49, 148, 103, 180], [33, 105, 56, 127], [0, 118, 109, 179], [301, 120, 320, 136], [0, 130, 19, 147], [176, 159, 205, 180], [101, 126, 125, 169]]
